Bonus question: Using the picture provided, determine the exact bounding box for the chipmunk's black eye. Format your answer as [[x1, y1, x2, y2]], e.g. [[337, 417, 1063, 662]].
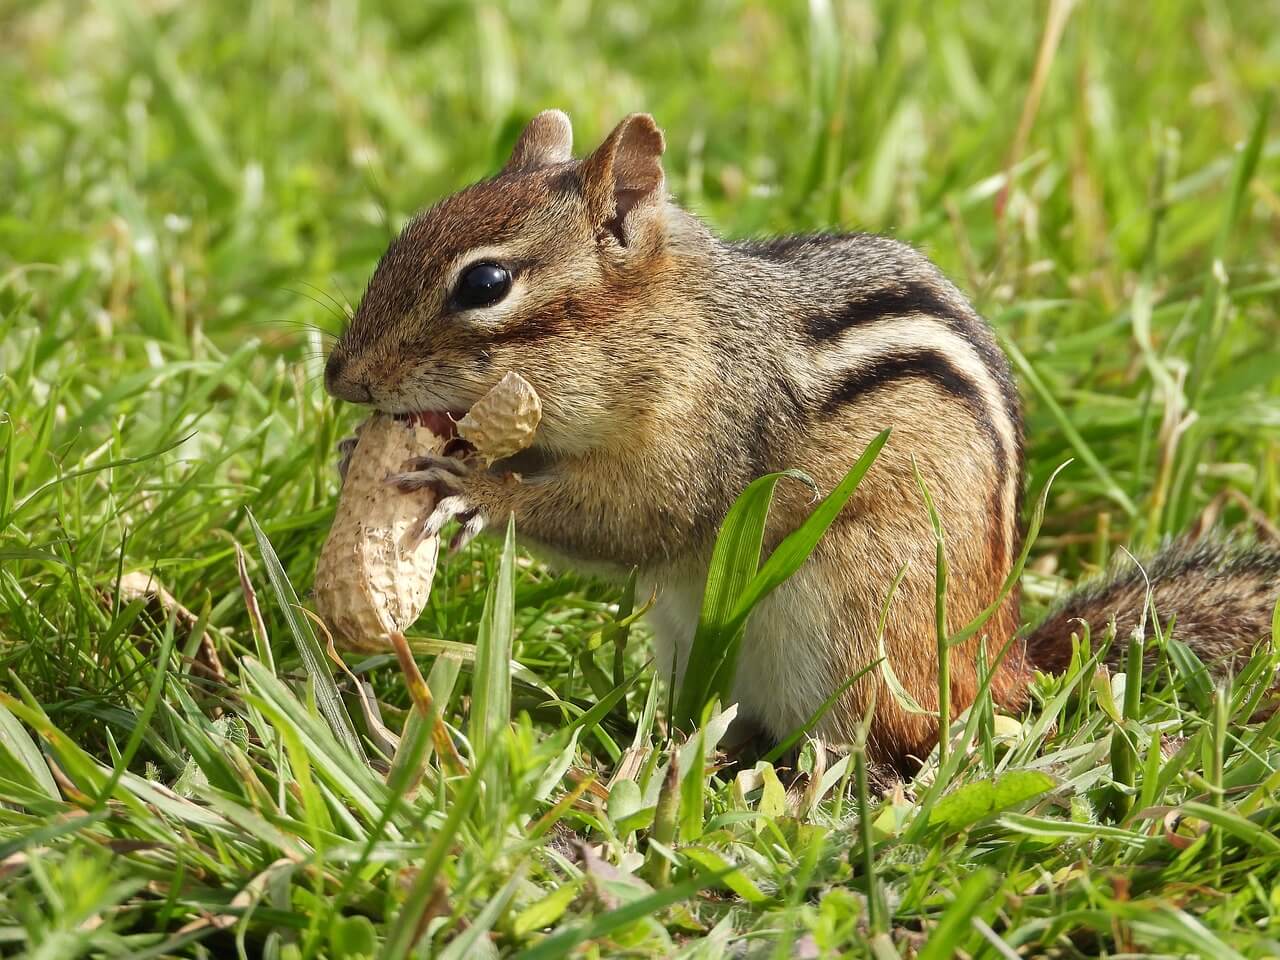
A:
[[454, 262, 511, 310]]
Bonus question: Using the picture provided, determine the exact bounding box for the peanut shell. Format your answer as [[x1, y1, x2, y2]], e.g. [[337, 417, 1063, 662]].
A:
[[313, 414, 446, 650], [314, 372, 543, 650], [456, 371, 542, 464]]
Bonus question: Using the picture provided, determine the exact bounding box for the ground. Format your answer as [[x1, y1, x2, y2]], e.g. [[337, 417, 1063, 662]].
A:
[[2, 1, 1279, 957]]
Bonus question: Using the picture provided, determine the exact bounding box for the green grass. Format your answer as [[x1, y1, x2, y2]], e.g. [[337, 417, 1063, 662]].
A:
[[2, 0, 1280, 956]]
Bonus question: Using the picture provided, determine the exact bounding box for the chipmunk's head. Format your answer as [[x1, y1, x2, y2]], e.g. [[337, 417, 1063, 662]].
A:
[[325, 109, 676, 454]]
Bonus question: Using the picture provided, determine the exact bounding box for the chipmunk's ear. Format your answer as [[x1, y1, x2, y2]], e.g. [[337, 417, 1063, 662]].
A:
[[503, 109, 574, 172], [580, 113, 666, 246]]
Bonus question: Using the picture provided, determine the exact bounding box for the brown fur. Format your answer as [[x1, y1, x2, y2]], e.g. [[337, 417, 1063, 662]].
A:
[[326, 110, 1278, 771], [1027, 540, 1280, 675]]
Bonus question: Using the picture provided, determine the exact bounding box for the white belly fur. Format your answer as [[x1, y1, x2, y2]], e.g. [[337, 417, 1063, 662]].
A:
[[642, 563, 837, 740]]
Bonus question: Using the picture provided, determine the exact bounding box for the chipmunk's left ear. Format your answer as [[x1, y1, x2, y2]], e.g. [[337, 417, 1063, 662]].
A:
[[580, 113, 666, 247], [504, 109, 574, 172]]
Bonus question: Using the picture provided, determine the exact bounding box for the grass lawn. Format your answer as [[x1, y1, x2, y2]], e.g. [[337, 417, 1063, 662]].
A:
[[3, 1, 1280, 956]]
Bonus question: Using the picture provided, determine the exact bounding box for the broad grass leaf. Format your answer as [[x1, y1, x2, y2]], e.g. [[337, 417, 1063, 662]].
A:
[[607, 779, 652, 835], [512, 881, 581, 938], [390, 652, 461, 781], [514, 874, 715, 960], [0, 690, 116, 803], [404, 635, 556, 699], [534, 727, 581, 803], [928, 771, 1055, 833], [757, 762, 785, 819], [678, 723, 706, 843], [329, 915, 379, 958], [674, 470, 794, 728], [733, 430, 889, 621], [0, 698, 58, 799], [997, 813, 1145, 847], [681, 846, 768, 904], [711, 430, 889, 699], [1165, 636, 1213, 710]]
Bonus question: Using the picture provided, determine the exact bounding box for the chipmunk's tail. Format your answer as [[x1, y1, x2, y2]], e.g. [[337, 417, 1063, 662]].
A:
[[1025, 539, 1280, 676]]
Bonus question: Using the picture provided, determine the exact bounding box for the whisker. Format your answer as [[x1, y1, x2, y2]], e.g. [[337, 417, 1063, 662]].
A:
[[360, 158, 395, 239], [330, 275, 357, 319], [271, 317, 339, 339], [255, 318, 340, 354], [298, 280, 354, 324], [280, 286, 347, 328]]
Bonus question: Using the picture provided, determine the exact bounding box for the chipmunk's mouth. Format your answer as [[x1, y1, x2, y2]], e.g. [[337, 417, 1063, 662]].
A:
[[397, 410, 461, 437], [397, 410, 474, 456]]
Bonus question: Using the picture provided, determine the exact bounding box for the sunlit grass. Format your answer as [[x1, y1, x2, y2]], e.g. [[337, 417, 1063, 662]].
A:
[[1, 0, 1279, 956]]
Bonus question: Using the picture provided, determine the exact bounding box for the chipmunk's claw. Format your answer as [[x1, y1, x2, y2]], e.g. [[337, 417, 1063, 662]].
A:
[[337, 417, 373, 485], [337, 436, 359, 485], [417, 495, 470, 541], [449, 510, 487, 553], [404, 454, 473, 477], [409, 498, 487, 553], [390, 453, 488, 553], [387, 467, 467, 497], [389, 451, 478, 498]]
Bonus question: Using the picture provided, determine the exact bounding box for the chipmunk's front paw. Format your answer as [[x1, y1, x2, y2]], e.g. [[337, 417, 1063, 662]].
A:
[[387, 455, 488, 552], [387, 454, 473, 497]]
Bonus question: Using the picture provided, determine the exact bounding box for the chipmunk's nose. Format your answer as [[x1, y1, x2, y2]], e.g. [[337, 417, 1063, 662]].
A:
[[324, 351, 373, 404]]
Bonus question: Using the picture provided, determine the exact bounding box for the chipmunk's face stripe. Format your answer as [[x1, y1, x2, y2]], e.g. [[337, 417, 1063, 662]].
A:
[[488, 299, 578, 345], [339, 170, 571, 354]]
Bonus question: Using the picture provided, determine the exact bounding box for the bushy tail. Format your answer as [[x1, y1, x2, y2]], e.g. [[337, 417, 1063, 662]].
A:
[[1025, 539, 1280, 676]]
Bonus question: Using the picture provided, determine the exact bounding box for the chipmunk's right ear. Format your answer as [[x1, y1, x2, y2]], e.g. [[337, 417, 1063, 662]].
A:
[[503, 109, 574, 172], [580, 113, 666, 248]]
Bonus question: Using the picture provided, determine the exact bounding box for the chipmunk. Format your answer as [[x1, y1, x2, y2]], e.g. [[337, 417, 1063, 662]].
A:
[[325, 110, 1280, 771]]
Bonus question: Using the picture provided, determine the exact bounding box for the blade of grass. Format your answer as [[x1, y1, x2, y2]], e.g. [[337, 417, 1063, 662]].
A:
[[470, 514, 517, 818], [680, 430, 888, 725], [674, 469, 803, 728], [1185, 94, 1272, 408], [0, 698, 59, 800], [247, 510, 365, 763], [1001, 339, 1135, 516], [92, 606, 178, 809], [380, 748, 494, 960], [912, 459, 951, 765]]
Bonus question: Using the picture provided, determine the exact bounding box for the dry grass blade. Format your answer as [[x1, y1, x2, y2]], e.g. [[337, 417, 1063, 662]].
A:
[[389, 629, 466, 775]]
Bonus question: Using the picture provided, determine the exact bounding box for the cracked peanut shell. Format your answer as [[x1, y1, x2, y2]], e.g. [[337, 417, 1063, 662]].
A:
[[456, 371, 542, 464], [313, 414, 447, 651], [314, 373, 542, 650]]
